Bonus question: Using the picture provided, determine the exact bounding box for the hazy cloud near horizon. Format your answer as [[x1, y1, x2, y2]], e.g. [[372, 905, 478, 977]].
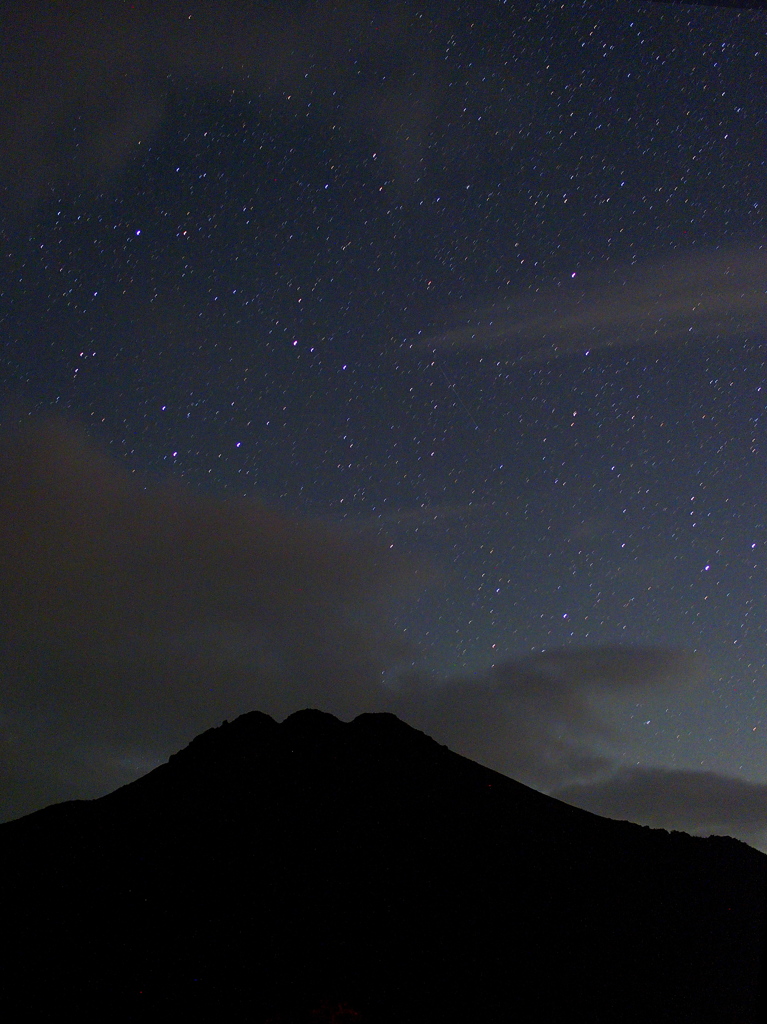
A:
[[389, 651, 767, 852], [553, 767, 767, 851], [388, 646, 705, 790]]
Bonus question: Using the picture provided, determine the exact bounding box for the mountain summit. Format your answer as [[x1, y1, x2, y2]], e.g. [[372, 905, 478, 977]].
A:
[[1, 709, 765, 1022]]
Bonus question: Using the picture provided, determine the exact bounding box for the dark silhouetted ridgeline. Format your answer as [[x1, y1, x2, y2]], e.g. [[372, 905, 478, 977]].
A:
[[0, 709, 765, 1022]]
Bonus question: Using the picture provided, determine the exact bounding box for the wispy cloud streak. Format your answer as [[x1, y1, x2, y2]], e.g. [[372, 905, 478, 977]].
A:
[[421, 248, 767, 360]]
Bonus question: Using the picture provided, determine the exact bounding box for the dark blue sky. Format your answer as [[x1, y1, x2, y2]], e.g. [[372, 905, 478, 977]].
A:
[[2, 0, 767, 848]]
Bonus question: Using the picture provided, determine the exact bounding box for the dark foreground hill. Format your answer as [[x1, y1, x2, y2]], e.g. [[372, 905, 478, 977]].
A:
[[0, 710, 765, 1022]]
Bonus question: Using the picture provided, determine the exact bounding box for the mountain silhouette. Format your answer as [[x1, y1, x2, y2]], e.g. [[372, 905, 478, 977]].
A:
[[0, 709, 765, 1022]]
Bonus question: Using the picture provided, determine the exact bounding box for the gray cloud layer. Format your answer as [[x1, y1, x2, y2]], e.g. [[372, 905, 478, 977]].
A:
[[389, 646, 704, 790], [390, 650, 767, 851], [553, 767, 767, 849]]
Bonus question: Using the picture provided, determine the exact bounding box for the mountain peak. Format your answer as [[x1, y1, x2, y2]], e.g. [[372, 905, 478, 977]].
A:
[[0, 707, 764, 1023]]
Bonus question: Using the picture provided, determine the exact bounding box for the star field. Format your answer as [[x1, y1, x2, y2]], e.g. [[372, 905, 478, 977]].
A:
[[2, 0, 767, 845]]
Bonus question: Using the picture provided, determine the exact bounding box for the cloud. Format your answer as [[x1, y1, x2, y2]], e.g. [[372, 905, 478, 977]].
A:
[[0, 1, 444, 207], [0, 413, 418, 813], [411, 646, 767, 852], [388, 648, 767, 852], [553, 767, 767, 851], [0, 439, 702, 826], [0, 434, 744, 854], [420, 247, 767, 360], [387, 645, 703, 789]]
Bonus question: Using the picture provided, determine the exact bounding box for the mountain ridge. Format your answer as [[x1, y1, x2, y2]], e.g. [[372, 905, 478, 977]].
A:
[[1, 708, 765, 1022]]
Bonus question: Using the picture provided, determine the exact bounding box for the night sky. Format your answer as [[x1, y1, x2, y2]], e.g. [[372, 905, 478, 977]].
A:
[[3, 0, 767, 850]]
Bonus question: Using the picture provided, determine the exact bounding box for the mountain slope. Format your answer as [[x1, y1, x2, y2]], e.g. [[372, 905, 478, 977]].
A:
[[1, 708, 765, 1022]]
